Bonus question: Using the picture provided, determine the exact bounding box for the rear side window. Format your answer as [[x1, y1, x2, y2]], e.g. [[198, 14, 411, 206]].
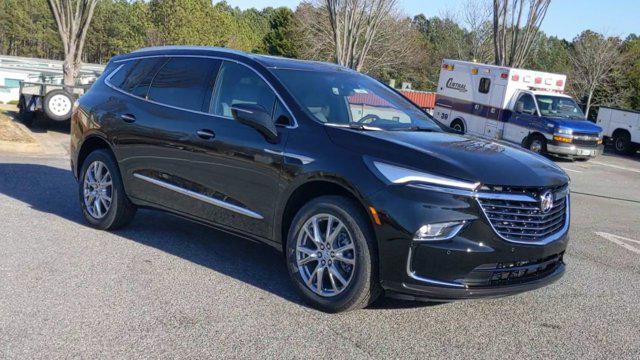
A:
[[479, 77, 491, 94], [210, 61, 276, 118], [109, 58, 166, 98], [147, 57, 220, 112]]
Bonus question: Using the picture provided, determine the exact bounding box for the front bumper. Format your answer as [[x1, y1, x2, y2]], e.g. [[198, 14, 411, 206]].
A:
[[547, 142, 603, 158], [369, 183, 570, 302]]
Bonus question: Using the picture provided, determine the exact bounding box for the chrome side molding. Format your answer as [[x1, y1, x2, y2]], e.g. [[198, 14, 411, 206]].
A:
[[133, 173, 264, 220]]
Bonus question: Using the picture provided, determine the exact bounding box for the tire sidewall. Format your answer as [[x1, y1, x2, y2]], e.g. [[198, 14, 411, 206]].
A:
[[43, 89, 74, 122], [614, 133, 630, 153], [286, 197, 376, 312], [78, 150, 125, 230]]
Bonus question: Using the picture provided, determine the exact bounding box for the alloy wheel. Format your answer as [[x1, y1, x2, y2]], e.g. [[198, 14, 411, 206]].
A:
[[530, 139, 543, 153], [295, 214, 356, 297], [83, 161, 113, 219]]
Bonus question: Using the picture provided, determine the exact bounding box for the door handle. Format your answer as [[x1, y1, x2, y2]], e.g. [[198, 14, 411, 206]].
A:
[[120, 113, 136, 123], [196, 129, 215, 140]]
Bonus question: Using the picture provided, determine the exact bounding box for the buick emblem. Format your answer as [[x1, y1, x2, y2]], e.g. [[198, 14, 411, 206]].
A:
[[540, 191, 554, 213]]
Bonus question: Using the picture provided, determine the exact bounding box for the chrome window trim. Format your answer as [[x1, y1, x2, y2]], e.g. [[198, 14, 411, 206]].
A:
[[133, 173, 264, 220], [406, 247, 467, 288], [104, 54, 299, 129]]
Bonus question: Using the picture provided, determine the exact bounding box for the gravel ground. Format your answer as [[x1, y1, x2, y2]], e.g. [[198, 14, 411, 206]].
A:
[[1, 151, 639, 359]]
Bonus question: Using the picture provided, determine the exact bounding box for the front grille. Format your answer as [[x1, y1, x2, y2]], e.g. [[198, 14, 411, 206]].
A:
[[477, 186, 568, 243], [572, 133, 599, 147]]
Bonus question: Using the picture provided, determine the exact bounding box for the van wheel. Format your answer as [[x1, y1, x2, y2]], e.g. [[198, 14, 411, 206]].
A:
[[527, 135, 547, 155], [286, 196, 381, 312], [79, 149, 136, 230], [450, 119, 465, 133], [613, 131, 633, 154]]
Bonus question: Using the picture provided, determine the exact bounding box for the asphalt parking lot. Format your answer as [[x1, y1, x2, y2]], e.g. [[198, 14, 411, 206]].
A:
[[1, 144, 639, 358]]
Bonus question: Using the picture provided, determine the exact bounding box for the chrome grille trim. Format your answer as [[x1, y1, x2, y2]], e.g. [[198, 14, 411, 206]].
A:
[[477, 190, 569, 246]]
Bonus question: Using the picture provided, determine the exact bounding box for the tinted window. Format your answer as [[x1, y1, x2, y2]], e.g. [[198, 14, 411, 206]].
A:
[[479, 77, 491, 94], [148, 57, 220, 112], [210, 62, 276, 118], [110, 58, 166, 98], [516, 94, 537, 115]]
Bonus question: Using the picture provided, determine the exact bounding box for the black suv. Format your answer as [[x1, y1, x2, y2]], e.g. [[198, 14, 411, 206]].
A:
[[71, 46, 570, 312]]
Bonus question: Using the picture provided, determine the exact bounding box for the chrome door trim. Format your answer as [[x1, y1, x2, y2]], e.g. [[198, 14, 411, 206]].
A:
[[105, 54, 298, 129], [264, 149, 315, 164], [133, 173, 264, 220]]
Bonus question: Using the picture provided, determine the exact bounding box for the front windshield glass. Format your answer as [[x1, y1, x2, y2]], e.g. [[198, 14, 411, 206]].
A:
[[272, 69, 441, 131], [535, 95, 585, 120]]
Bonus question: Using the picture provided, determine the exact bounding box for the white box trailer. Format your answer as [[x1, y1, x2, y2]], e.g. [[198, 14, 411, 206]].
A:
[[596, 107, 640, 154], [434, 59, 603, 160]]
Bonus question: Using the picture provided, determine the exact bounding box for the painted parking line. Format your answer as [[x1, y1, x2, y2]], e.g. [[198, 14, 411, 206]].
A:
[[596, 232, 640, 255], [561, 167, 583, 173], [590, 161, 640, 174]]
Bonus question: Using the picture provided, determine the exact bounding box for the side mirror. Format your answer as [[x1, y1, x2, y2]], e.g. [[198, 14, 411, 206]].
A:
[[515, 102, 524, 114], [231, 103, 279, 143]]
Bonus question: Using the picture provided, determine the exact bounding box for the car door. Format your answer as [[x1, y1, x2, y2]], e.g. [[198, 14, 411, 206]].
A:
[[184, 60, 291, 240], [504, 93, 537, 144], [114, 56, 224, 216]]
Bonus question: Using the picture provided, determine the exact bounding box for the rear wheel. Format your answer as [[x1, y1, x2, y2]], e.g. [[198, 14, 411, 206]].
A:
[[613, 131, 633, 155], [79, 149, 136, 230], [450, 119, 465, 133], [286, 196, 381, 312]]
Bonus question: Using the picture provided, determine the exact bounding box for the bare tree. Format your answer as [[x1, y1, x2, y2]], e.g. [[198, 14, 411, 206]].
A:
[[324, 0, 398, 71], [568, 31, 623, 117], [493, 0, 550, 67], [47, 0, 99, 87], [461, 0, 493, 62]]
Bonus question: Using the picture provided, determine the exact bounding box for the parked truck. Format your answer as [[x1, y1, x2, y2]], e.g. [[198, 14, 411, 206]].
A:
[[596, 106, 640, 155], [434, 59, 603, 161]]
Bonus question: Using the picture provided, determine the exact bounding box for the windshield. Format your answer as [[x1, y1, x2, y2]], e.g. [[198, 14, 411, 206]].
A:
[[272, 69, 441, 131], [535, 95, 585, 120]]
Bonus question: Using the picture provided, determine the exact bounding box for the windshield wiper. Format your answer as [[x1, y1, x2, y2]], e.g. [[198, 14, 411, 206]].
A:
[[388, 126, 437, 132], [325, 123, 382, 131]]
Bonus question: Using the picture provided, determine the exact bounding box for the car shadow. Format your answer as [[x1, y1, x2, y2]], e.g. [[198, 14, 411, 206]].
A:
[[0, 162, 427, 311], [4, 108, 70, 135]]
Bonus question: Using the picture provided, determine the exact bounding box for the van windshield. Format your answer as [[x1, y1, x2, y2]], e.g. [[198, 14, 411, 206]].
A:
[[535, 95, 585, 120], [272, 69, 441, 131]]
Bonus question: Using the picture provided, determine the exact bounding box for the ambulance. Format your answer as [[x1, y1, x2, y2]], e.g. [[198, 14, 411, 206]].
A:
[[434, 59, 603, 160]]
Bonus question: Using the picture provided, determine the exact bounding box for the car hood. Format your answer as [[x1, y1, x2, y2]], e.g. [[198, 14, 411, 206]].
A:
[[547, 117, 602, 134], [326, 127, 569, 188]]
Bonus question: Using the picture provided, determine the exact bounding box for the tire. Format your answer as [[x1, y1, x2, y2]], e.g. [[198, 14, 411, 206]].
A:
[[18, 96, 35, 127], [78, 149, 136, 230], [43, 89, 74, 122], [450, 119, 465, 133], [285, 196, 381, 312], [526, 134, 547, 155], [613, 131, 633, 155]]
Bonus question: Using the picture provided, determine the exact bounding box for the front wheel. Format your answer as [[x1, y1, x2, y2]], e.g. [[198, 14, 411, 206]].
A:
[[79, 149, 136, 230], [527, 135, 547, 155], [286, 196, 381, 312]]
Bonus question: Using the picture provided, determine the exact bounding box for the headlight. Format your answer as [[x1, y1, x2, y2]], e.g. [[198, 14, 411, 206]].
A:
[[372, 161, 480, 190], [556, 127, 573, 135]]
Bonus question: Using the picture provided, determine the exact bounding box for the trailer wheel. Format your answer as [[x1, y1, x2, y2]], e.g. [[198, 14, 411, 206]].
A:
[[450, 119, 465, 133], [612, 130, 634, 155], [43, 89, 74, 122], [18, 96, 35, 127]]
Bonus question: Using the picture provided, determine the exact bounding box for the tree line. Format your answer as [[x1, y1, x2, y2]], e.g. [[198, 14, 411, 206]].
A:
[[1, 0, 639, 115]]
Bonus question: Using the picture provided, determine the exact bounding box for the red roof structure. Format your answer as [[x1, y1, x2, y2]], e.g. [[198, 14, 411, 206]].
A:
[[399, 90, 436, 110]]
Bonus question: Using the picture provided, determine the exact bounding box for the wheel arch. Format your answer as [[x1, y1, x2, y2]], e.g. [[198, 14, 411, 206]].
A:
[[450, 117, 466, 131], [523, 131, 548, 147], [75, 134, 116, 178], [612, 128, 631, 139], [277, 177, 374, 252]]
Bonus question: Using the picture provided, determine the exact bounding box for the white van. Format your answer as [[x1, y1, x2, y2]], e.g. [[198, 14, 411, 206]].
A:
[[596, 107, 640, 154], [434, 59, 603, 160]]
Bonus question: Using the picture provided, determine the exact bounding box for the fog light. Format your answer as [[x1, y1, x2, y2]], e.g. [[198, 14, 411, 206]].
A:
[[414, 221, 466, 241]]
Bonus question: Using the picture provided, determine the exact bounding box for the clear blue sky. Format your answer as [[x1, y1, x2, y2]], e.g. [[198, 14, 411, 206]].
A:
[[227, 0, 639, 41]]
